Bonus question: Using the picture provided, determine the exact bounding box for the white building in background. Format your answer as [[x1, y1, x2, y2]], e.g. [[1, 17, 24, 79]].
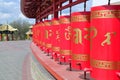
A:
[[92, 0, 120, 6]]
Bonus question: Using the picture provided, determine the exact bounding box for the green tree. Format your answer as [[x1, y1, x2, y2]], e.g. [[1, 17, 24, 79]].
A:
[[10, 19, 32, 40]]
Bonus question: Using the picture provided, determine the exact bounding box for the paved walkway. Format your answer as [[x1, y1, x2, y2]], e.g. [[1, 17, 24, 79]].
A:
[[0, 40, 55, 80], [0, 41, 31, 80]]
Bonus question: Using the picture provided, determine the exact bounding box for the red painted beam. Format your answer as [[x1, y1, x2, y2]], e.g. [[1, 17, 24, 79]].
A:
[[56, 0, 87, 11], [21, 0, 87, 20]]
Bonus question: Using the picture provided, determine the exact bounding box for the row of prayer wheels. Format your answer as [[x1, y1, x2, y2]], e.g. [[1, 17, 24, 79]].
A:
[[32, 5, 120, 80]]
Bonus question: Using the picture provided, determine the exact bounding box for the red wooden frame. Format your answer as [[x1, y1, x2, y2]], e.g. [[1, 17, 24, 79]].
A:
[[21, 0, 87, 23]]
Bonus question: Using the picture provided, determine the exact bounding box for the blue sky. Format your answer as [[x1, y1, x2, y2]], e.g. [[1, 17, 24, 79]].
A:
[[0, 0, 92, 24], [0, 0, 35, 24]]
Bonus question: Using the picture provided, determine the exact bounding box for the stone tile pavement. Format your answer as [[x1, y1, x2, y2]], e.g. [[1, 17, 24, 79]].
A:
[[0, 40, 31, 80], [31, 53, 56, 80], [0, 40, 55, 80]]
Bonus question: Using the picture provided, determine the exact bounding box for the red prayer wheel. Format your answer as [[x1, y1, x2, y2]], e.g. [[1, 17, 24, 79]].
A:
[[71, 12, 90, 70], [59, 15, 71, 63], [36, 24, 39, 46], [32, 24, 35, 43], [33, 23, 38, 45], [37, 23, 42, 49], [39, 22, 45, 51], [51, 18, 60, 61], [44, 20, 52, 54], [34, 23, 40, 48], [48, 23, 53, 54], [34, 24, 37, 44], [90, 5, 120, 80]]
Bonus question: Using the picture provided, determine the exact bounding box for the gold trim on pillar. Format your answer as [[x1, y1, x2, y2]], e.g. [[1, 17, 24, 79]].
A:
[[60, 50, 71, 55], [51, 20, 59, 25], [91, 10, 120, 19], [46, 43, 52, 48], [71, 54, 89, 61], [71, 15, 90, 22], [37, 23, 45, 27], [44, 22, 51, 26], [52, 46, 60, 52], [91, 58, 120, 70], [60, 18, 70, 24]]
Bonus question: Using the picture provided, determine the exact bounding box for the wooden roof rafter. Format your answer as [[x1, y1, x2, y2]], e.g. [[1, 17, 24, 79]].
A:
[[21, 0, 87, 21], [21, 0, 42, 18], [38, 0, 87, 20]]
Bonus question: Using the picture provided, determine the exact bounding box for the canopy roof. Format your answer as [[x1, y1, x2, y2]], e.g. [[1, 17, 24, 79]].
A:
[[0, 24, 18, 32], [26, 30, 33, 35], [29, 26, 33, 29]]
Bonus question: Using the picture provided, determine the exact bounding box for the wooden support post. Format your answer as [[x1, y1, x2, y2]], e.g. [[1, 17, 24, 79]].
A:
[[69, 0, 72, 21], [84, 1, 86, 11], [108, 0, 111, 5], [53, 0, 58, 18], [59, 0, 62, 16]]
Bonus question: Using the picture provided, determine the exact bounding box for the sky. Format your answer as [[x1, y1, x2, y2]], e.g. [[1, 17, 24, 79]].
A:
[[0, 0, 35, 24], [0, 0, 92, 24]]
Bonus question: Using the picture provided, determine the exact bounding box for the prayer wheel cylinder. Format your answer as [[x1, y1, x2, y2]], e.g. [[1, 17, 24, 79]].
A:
[[48, 24, 53, 54], [59, 16, 71, 63], [33, 25, 37, 44], [51, 18, 60, 61], [36, 23, 42, 48], [71, 12, 90, 70], [33, 24, 39, 45], [36, 24, 39, 46], [32, 24, 35, 43], [35, 23, 41, 49], [44, 20, 52, 54], [38, 23, 42, 49], [90, 5, 120, 80], [39, 22, 45, 51], [42, 22, 46, 51]]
